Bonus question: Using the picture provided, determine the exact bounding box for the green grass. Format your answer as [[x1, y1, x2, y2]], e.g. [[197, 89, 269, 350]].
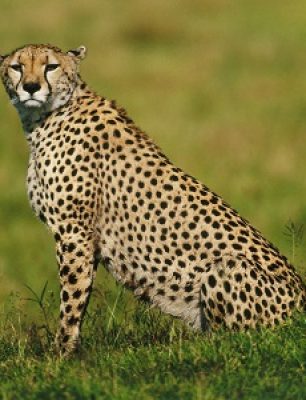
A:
[[0, 0, 306, 399], [0, 289, 305, 400]]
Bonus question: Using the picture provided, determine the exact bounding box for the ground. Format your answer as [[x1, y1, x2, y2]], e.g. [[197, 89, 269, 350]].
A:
[[0, 1, 305, 399]]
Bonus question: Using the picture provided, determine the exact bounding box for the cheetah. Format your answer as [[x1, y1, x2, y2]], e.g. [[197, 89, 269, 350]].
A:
[[0, 44, 305, 356]]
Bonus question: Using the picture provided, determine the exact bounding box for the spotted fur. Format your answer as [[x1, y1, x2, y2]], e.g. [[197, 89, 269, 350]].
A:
[[0, 44, 305, 356]]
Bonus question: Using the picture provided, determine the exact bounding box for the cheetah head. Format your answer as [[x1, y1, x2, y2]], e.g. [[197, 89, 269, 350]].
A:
[[0, 44, 87, 112]]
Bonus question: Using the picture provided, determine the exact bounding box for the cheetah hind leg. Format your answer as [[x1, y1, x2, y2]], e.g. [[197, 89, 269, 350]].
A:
[[197, 255, 303, 331]]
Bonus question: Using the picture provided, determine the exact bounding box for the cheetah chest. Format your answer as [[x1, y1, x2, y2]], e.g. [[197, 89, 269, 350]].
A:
[[26, 119, 100, 232]]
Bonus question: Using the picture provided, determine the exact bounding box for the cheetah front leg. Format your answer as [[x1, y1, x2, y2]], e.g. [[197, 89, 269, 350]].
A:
[[54, 227, 97, 357]]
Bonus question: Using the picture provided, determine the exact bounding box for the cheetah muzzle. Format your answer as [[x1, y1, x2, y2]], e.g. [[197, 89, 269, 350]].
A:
[[0, 44, 305, 357]]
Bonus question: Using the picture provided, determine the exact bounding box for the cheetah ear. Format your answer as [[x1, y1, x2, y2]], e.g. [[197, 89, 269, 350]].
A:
[[67, 45, 87, 61], [0, 55, 6, 65]]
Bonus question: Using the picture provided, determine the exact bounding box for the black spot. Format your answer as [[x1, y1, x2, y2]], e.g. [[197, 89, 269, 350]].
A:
[[39, 212, 47, 223], [62, 335, 70, 343], [255, 287, 262, 296], [208, 275, 217, 288], [95, 123, 105, 131], [216, 292, 223, 302], [139, 277, 147, 285], [61, 266, 70, 276], [224, 281, 231, 293], [68, 273, 78, 284], [62, 291, 69, 301], [227, 303, 234, 314], [113, 129, 121, 138], [255, 303, 262, 313], [65, 304, 72, 313], [185, 295, 194, 303], [73, 289, 82, 299], [244, 309, 252, 320], [270, 304, 276, 314], [239, 291, 247, 302], [234, 273, 242, 283], [68, 316, 79, 325]]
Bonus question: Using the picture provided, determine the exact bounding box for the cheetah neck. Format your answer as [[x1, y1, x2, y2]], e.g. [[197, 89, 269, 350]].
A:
[[17, 104, 50, 135], [16, 78, 91, 135]]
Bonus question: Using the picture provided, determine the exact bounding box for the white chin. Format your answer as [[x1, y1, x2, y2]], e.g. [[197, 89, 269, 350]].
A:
[[24, 100, 43, 108]]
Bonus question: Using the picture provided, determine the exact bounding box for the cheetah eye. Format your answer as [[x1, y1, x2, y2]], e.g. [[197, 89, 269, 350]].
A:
[[10, 64, 22, 72], [45, 64, 60, 72]]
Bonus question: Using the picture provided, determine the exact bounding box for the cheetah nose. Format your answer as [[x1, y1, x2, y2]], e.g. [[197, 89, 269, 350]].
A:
[[23, 82, 41, 95]]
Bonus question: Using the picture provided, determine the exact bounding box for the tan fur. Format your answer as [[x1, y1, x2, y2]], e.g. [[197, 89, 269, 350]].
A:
[[0, 44, 305, 357]]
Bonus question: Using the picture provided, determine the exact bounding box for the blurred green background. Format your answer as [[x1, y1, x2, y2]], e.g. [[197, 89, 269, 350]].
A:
[[0, 0, 305, 308]]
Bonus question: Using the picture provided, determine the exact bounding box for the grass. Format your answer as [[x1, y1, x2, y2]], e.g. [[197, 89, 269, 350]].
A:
[[0, 288, 305, 400], [0, 0, 306, 399]]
